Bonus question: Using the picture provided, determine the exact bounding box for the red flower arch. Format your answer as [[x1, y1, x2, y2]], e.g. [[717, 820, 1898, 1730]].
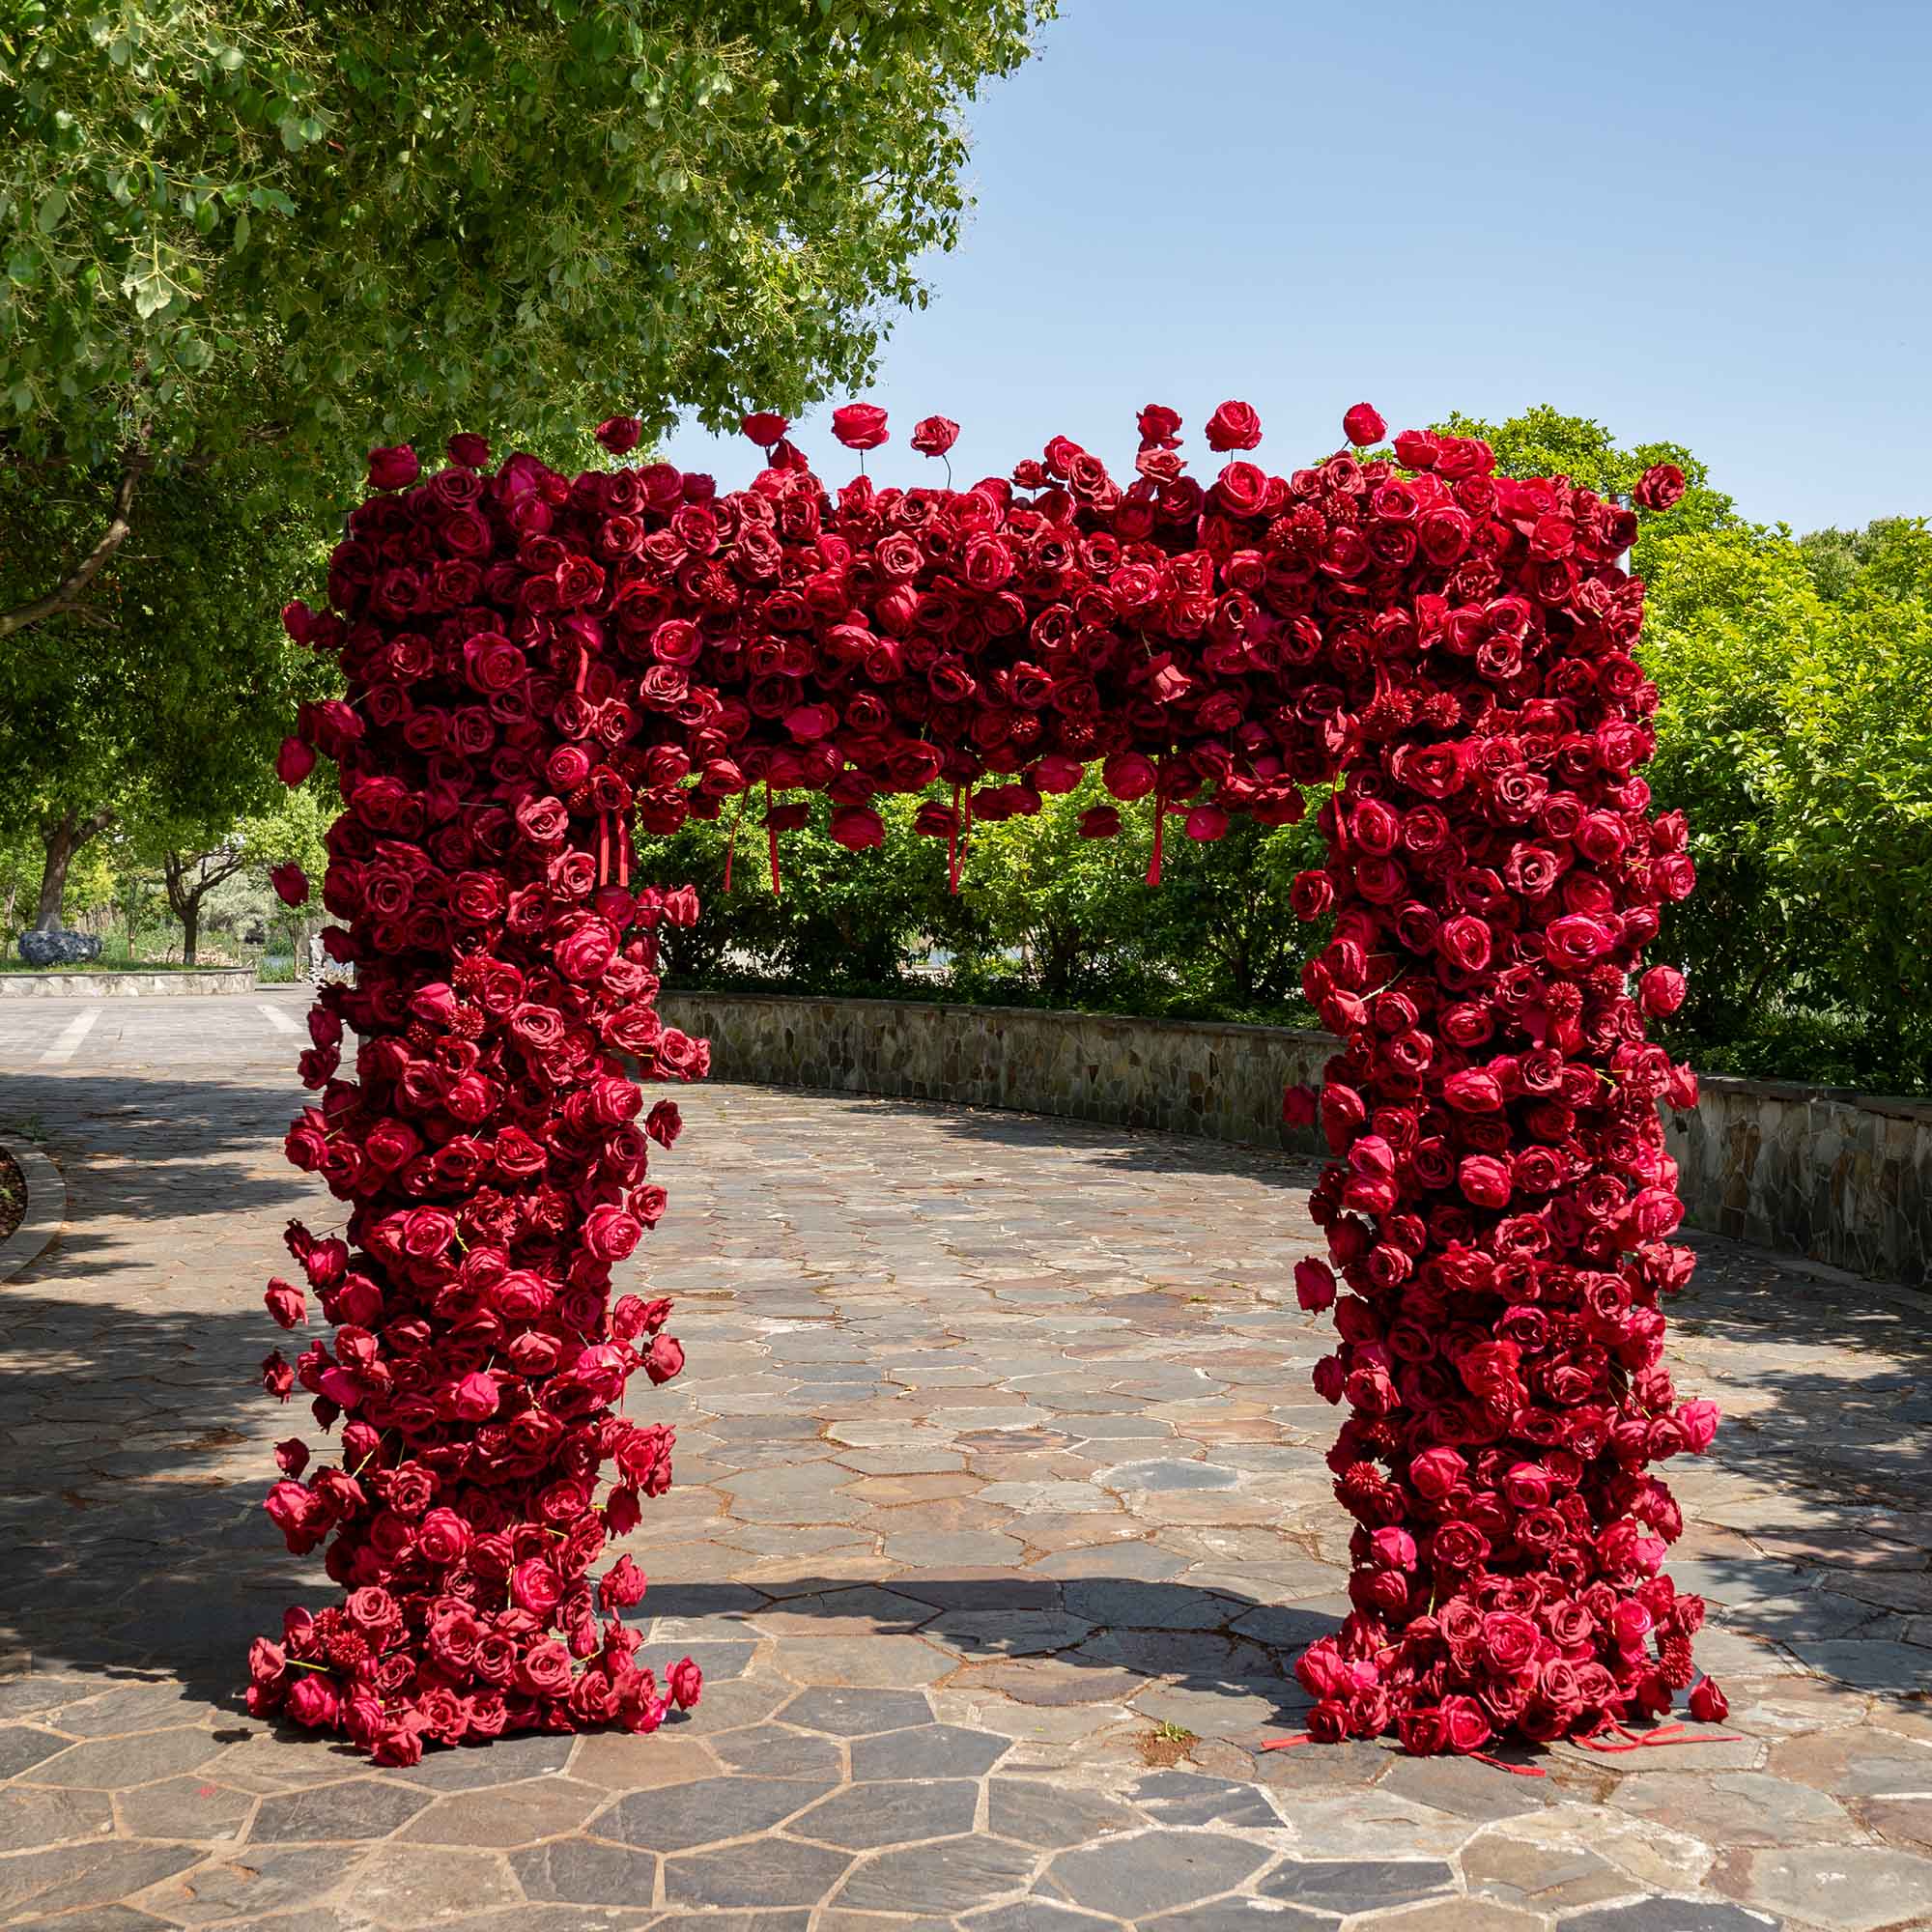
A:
[[250, 403, 1722, 1767]]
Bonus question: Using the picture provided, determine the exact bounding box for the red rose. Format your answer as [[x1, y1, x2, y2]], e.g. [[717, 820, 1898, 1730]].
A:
[[270, 863, 309, 907], [1204, 400, 1262, 452], [596, 415, 643, 455], [1342, 402, 1386, 446], [667, 1656, 703, 1709], [366, 445, 419, 491], [1634, 462, 1687, 510], [741, 412, 789, 447], [911, 414, 959, 457], [831, 403, 889, 450], [446, 432, 491, 468]]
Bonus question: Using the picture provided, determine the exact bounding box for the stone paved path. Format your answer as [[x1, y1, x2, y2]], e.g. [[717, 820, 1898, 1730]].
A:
[[4, 995, 1932, 1932]]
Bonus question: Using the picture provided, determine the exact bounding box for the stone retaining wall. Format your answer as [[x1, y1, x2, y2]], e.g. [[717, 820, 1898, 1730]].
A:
[[659, 989, 1931, 1287], [0, 966, 256, 998]]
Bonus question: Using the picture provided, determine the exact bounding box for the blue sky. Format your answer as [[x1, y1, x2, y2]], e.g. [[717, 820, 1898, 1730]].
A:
[[661, 0, 1929, 533]]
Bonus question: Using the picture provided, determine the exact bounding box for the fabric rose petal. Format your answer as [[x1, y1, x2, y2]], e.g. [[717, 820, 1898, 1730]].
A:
[[260, 396, 1713, 1763]]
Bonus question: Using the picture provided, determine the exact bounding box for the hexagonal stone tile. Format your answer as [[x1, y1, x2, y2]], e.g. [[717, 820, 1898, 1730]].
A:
[[250, 1776, 436, 1842], [1783, 1639, 1932, 1691], [664, 1836, 853, 1910], [664, 1672, 796, 1737], [349, 1844, 524, 1926], [396, 1775, 607, 1848], [27, 1725, 220, 1788], [1045, 1831, 1272, 1917], [849, 1724, 1009, 1781], [794, 1779, 980, 1850], [1255, 1858, 1455, 1914], [393, 1731, 577, 1791], [773, 1635, 952, 1689], [1, 1779, 113, 1853], [1562, 1902, 1792, 1932], [511, 1835, 660, 1905], [0, 1841, 204, 1922], [836, 1835, 1037, 1914], [1715, 1843, 1932, 1930], [116, 1776, 255, 1841], [152, 1845, 359, 1927], [1061, 1581, 1241, 1630], [1614, 1768, 1858, 1847], [967, 1903, 1123, 1932], [924, 1611, 1096, 1658], [779, 1688, 934, 1736], [710, 1724, 846, 1780], [52, 1680, 212, 1739], [1129, 1771, 1281, 1832], [600, 1776, 837, 1852], [985, 1779, 1143, 1850], [1378, 1751, 1556, 1823], [1098, 1461, 1239, 1492], [1462, 1834, 1632, 1914], [1768, 1725, 1932, 1796]]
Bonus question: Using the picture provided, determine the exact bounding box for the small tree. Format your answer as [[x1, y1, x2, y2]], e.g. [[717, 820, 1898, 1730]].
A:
[[159, 843, 247, 964]]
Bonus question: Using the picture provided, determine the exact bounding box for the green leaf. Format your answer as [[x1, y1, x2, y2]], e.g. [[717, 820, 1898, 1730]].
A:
[[35, 188, 66, 234]]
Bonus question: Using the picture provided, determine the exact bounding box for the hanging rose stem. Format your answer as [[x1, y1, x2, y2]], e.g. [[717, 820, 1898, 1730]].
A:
[[723, 788, 749, 895]]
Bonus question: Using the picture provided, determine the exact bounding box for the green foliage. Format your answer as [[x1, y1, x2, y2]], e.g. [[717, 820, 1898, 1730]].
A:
[[1, 0, 1055, 473], [1642, 519, 1932, 1090], [641, 791, 974, 987], [0, 454, 330, 838], [638, 778, 1329, 1029]]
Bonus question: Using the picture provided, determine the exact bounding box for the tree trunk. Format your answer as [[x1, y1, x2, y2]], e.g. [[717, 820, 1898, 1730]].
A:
[[32, 809, 113, 932], [182, 899, 200, 966]]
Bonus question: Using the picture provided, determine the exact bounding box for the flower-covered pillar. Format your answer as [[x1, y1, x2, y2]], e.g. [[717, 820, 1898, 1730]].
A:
[[252, 402, 1721, 1765]]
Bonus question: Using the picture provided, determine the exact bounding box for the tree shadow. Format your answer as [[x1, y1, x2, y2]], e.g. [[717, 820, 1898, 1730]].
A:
[[623, 1573, 1332, 1736], [0, 1067, 332, 1713], [752, 1085, 1327, 1191]]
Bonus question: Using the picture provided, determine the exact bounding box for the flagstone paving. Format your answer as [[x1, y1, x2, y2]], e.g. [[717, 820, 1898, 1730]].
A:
[[4, 993, 1932, 1931]]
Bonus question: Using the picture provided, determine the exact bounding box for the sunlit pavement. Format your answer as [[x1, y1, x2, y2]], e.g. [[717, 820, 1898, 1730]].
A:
[[3, 993, 1932, 1930]]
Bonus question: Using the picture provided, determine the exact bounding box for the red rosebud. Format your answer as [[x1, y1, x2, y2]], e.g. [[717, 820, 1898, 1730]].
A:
[[741, 411, 789, 447], [1688, 1677, 1729, 1722], [275, 737, 316, 787], [911, 414, 959, 458], [596, 415, 643, 455], [1342, 402, 1386, 446], [667, 1656, 703, 1709], [831, 403, 890, 451], [1204, 400, 1262, 452], [270, 862, 309, 908]]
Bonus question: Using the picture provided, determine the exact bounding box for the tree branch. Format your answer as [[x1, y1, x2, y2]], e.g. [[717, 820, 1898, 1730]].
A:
[[0, 445, 149, 639]]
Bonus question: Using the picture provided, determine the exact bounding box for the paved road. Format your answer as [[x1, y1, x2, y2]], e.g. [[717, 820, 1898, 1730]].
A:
[[3, 994, 1932, 1931]]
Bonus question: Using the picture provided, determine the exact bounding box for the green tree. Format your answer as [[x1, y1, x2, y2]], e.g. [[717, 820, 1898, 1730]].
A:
[[0, 454, 330, 932], [1, 0, 1055, 635]]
